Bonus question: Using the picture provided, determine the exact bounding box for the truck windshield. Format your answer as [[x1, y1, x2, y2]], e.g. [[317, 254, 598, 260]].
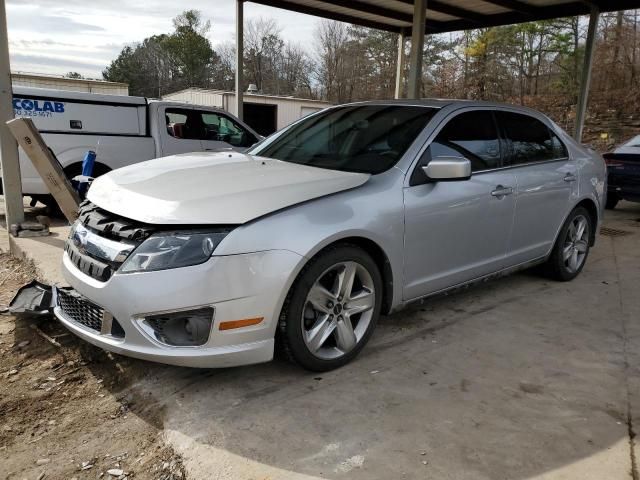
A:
[[249, 105, 437, 174]]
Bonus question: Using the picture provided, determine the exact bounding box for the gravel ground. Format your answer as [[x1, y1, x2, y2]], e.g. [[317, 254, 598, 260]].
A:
[[0, 252, 187, 480]]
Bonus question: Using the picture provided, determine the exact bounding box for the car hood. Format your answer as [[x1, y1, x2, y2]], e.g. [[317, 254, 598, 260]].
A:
[[87, 151, 370, 224]]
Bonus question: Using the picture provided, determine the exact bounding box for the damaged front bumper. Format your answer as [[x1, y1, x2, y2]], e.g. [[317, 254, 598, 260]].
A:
[[54, 249, 302, 368]]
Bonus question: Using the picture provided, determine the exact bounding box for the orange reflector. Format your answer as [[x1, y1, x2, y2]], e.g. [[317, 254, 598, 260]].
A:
[[219, 317, 264, 331]]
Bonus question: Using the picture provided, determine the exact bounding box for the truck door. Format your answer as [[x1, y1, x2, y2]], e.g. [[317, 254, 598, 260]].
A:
[[195, 109, 260, 152], [158, 106, 202, 157]]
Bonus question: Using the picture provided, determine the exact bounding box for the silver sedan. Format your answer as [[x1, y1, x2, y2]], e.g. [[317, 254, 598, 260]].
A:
[[56, 100, 606, 371]]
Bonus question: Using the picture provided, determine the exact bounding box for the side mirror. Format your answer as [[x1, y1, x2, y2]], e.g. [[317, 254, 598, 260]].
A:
[[422, 156, 471, 181]]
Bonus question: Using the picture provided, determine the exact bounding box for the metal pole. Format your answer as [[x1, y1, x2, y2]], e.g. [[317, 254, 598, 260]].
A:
[[394, 31, 406, 99], [574, 6, 600, 142], [407, 0, 426, 99], [0, 0, 24, 229], [235, 0, 244, 121]]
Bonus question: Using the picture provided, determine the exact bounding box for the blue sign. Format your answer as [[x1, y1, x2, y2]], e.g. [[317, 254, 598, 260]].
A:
[[13, 98, 65, 113]]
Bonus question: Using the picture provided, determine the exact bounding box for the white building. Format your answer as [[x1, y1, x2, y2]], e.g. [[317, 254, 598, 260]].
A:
[[163, 88, 331, 136], [12, 72, 129, 96]]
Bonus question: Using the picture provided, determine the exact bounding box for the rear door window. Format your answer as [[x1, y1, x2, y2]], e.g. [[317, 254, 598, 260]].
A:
[[498, 112, 566, 165], [550, 132, 568, 159], [165, 108, 202, 140]]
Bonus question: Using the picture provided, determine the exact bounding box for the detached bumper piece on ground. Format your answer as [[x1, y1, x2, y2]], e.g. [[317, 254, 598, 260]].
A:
[[4, 281, 55, 316]]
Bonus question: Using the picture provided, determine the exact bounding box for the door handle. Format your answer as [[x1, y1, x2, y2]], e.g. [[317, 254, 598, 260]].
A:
[[564, 173, 577, 182], [491, 185, 514, 198]]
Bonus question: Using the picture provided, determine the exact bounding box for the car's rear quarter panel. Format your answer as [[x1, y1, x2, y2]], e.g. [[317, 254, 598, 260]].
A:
[[556, 127, 606, 229]]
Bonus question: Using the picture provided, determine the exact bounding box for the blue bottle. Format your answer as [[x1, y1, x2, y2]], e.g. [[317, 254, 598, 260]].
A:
[[77, 150, 96, 198]]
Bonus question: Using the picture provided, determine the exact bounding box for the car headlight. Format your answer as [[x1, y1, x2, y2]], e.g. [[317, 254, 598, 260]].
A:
[[120, 230, 230, 273]]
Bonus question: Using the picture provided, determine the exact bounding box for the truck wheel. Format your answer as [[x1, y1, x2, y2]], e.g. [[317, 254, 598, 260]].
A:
[[63, 162, 111, 185], [42, 163, 112, 217], [278, 244, 383, 371]]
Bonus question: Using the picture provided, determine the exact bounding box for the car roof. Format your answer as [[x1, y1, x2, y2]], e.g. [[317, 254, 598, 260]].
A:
[[337, 99, 452, 108], [333, 98, 548, 117]]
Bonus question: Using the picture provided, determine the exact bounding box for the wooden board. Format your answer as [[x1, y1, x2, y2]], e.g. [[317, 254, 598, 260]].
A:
[[6, 118, 80, 223]]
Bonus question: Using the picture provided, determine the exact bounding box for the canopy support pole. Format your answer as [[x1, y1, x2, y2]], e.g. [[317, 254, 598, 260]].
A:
[[395, 30, 406, 99], [0, 0, 24, 231], [574, 5, 599, 142], [407, 0, 426, 99], [235, 0, 244, 120]]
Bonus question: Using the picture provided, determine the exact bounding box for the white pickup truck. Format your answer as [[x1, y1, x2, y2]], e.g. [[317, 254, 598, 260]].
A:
[[6, 86, 262, 205]]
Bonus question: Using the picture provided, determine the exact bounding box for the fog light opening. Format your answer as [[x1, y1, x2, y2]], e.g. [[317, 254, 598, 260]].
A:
[[142, 307, 214, 347]]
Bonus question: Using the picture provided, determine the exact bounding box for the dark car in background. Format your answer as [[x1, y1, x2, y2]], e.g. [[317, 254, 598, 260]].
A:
[[604, 135, 640, 209]]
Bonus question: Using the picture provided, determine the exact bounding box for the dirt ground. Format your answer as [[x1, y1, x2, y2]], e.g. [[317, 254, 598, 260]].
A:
[[0, 253, 186, 480]]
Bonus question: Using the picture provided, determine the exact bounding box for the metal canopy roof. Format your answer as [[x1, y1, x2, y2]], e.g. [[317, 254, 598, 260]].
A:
[[250, 0, 640, 33]]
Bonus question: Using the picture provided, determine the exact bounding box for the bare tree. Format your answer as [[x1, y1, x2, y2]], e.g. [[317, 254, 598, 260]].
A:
[[242, 18, 314, 96], [213, 41, 236, 91], [314, 20, 354, 102], [244, 18, 282, 92]]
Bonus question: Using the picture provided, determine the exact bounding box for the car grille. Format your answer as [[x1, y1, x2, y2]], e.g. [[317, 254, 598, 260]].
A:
[[65, 242, 114, 282], [57, 288, 124, 338], [65, 201, 157, 282], [77, 200, 157, 242]]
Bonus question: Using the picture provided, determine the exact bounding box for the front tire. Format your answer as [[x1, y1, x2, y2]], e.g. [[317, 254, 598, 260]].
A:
[[543, 206, 593, 281], [278, 245, 383, 371]]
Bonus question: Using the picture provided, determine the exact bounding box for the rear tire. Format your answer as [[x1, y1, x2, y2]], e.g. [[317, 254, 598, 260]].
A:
[[605, 194, 619, 210], [542, 206, 593, 281], [278, 244, 383, 372]]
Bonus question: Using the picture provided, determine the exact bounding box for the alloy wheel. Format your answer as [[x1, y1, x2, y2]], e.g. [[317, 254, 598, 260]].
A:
[[301, 261, 376, 360], [563, 214, 590, 273]]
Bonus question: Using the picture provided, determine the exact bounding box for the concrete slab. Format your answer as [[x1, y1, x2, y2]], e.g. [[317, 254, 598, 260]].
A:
[[8, 224, 68, 284], [2, 194, 640, 479], [130, 203, 640, 480], [0, 195, 69, 284]]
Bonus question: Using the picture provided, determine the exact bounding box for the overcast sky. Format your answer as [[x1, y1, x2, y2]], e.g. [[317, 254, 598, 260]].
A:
[[7, 0, 321, 79]]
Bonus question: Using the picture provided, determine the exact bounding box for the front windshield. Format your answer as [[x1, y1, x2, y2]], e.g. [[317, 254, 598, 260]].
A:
[[249, 105, 437, 174]]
